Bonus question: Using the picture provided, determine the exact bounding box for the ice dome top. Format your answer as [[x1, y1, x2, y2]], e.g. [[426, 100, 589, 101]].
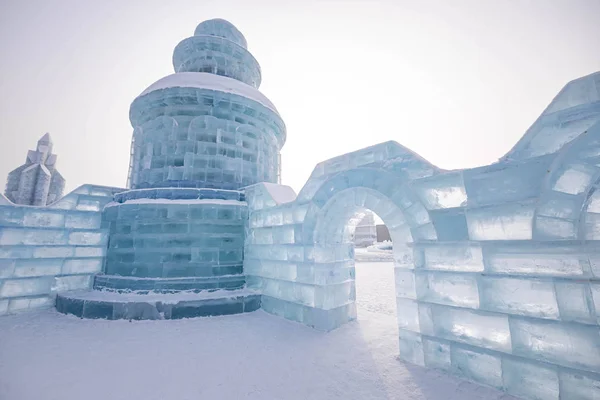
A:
[[194, 18, 248, 49]]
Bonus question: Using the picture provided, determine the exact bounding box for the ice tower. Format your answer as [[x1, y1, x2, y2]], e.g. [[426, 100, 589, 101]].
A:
[[56, 19, 285, 319], [4, 133, 65, 206]]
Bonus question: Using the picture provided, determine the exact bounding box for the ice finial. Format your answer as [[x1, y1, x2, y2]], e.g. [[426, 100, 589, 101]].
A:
[[37, 132, 53, 153], [194, 18, 248, 49], [4, 134, 65, 205], [38, 132, 52, 145]]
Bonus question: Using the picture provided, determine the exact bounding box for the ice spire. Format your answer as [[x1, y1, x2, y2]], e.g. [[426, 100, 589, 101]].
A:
[[4, 133, 65, 205]]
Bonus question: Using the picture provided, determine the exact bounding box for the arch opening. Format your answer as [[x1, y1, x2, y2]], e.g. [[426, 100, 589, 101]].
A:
[[312, 187, 416, 332]]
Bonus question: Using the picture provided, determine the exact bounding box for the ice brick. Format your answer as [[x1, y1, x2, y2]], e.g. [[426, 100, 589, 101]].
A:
[[0, 299, 8, 314], [412, 173, 467, 209], [398, 330, 424, 366], [484, 245, 585, 277], [417, 272, 479, 308], [13, 259, 63, 277], [417, 244, 484, 272], [559, 370, 600, 400], [450, 346, 503, 388], [22, 211, 65, 228], [396, 298, 420, 332], [0, 277, 53, 298], [466, 203, 534, 240], [62, 259, 103, 274], [502, 358, 560, 400], [422, 338, 451, 370], [479, 277, 559, 319], [8, 296, 53, 312], [65, 213, 102, 229], [553, 164, 596, 195], [510, 318, 600, 371], [33, 246, 74, 258], [68, 231, 106, 246], [394, 269, 416, 299], [555, 282, 596, 323], [0, 260, 15, 278], [431, 305, 512, 352], [53, 275, 93, 292]]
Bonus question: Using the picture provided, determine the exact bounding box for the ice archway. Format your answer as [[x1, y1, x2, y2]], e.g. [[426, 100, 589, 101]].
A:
[[244, 72, 600, 400]]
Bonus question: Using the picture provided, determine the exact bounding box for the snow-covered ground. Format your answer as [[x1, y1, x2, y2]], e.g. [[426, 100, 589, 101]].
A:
[[354, 246, 394, 262], [0, 262, 518, 400]]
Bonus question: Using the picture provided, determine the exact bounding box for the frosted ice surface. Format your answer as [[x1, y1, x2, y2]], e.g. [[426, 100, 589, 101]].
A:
[[451, 346, 503, 388], [502, 358, 560, 400], [138, 72, 277, 112]]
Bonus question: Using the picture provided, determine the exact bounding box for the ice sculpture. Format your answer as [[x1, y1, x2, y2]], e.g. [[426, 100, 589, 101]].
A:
[[54, 18, 283, 319], [4, 133, 65, 206], [0, 17, 598, 400]]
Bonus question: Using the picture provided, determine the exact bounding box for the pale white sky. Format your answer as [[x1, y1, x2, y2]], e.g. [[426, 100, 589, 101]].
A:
[[0, 0, 599, 196]]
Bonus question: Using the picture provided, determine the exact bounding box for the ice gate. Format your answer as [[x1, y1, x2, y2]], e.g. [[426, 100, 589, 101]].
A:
[[1, 19, 600, 400]]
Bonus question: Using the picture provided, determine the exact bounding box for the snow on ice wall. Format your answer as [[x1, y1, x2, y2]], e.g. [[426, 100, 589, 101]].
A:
[[244, 72, 600, 400], [0, 185, 123, 315]]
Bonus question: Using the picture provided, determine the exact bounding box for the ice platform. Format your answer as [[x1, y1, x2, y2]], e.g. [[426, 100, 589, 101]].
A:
[[56, 287, 260, 320]]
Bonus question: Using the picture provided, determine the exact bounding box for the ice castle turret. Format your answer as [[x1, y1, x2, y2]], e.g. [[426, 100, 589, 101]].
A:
[[127, 18, 285, 190], [4, 133, 65, 206]]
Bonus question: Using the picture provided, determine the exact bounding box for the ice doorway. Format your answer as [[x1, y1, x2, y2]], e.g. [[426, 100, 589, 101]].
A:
[[310, 185, 418, 336], [351, 211, 397, 320]]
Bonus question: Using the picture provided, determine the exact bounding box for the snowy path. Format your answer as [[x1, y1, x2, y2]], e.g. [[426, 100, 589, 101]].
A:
[[0, 262, 517, 400]]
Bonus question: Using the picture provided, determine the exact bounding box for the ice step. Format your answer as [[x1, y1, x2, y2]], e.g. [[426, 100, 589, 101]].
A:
[[93, 274, 246, 292], [55, 288, 260, 320]]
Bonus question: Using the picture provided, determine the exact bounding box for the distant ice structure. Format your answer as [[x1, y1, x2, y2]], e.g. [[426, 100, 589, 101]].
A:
[[353, 211, 377, 247], [0, 17, 599, 400], [4, 133, 65, 206]]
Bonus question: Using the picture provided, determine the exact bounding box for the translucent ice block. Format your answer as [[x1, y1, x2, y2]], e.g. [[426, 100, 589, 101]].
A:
[[510, 318, 600, 371], [417, 272, 479, 308], [398, 330, 424, 366], [555, 282, 595, 324], [422, 338, 451, 370], [451, 346, 503, 388], [396, 298, 420, 332], [479, 277, 559, 319], [417, 244, 484, 272], [431, 305, 512, 352], [502, 357, 560, 400]]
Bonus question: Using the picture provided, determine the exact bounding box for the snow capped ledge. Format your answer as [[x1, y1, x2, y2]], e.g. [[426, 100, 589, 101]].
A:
[[137, 72, 278, 114], [104, 198, 247, 208], [243, 182, 297, 211]]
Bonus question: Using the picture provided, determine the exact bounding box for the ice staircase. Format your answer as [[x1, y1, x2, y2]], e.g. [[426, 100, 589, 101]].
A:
[[55, 278, 261, 320]]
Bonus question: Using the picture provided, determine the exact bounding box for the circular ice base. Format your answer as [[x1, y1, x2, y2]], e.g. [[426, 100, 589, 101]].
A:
[[103, 187, 247, 284], [113, 187, 245, 203], [56, 289, 261, 320]]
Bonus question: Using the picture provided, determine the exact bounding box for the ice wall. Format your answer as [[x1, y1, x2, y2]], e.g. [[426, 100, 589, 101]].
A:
[[0, 185, 123, 315], [244, 72, 600, 400]]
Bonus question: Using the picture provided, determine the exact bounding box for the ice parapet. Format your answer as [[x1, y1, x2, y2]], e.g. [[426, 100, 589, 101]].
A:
[[0, 185, 122, 314]]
